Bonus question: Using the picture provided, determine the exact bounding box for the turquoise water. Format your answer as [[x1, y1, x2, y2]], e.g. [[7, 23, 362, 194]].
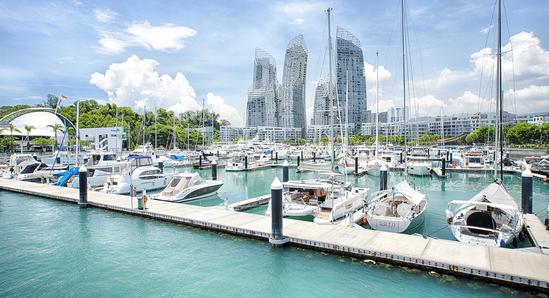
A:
[[184, 166, 549, 241], [0, 191, 534, 297]]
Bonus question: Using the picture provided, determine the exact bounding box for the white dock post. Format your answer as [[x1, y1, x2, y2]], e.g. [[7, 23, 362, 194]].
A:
[[269, 177, 288, 246]]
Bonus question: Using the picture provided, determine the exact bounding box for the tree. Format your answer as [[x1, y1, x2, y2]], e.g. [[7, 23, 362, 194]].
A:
[[465, 126, 495, 144], [44, 94, 59, 109], [47, 123, 64, 151], [24, 124, 35, 149], [7, 123, 21, 153]]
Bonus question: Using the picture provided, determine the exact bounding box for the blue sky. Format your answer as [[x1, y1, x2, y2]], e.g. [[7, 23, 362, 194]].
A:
[[1, 0, 549, 126]]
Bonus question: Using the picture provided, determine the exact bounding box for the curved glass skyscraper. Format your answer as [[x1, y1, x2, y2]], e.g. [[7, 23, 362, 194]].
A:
[[246, 48, 278, 128], [336, 27, 367, 130], [280, 35, 308, 137]]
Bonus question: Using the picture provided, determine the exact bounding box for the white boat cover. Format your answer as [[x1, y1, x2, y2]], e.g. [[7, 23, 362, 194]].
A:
[[469, 182, 518, 209], [393, 181, 426, 205]]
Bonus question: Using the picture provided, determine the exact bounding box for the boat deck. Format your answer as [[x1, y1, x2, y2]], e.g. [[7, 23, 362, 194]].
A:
[[0, 178, 548, 291]]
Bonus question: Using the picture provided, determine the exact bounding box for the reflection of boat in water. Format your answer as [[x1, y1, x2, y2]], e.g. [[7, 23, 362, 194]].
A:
[[446, 182, 524, 247], [364, 181, 428, 233], [154, 172, 223, 202]]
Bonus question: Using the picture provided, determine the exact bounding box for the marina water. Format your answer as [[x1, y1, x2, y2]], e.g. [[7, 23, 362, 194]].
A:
[[1, 167, 547, 296]]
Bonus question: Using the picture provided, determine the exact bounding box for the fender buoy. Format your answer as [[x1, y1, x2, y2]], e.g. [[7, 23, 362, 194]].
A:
[[362, 216, 368, 225]]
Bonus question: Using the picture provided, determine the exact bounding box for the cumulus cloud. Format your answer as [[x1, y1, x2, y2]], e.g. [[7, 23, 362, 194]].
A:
[[89, 55, 200, 112], [98, 21, 196, 54], [505, 85, 549, 113], [480, 24, 493, 34], [292, 18, 304, 25], [205, 92, 243, 126], [410, 94, 444, 117], [94, 8, 117, 23], [89, 55, 242, 125], [364, 62, 391, 83]]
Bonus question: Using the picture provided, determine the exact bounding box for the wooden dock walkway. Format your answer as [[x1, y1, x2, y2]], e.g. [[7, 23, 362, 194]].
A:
[[0, 178, 548, 291]]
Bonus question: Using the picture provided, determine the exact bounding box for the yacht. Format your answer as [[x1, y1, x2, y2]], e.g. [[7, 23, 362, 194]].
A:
[[104, 155, 173, 194], [226, 152, 270, 171], [365, 158, 387, 176], [406, 156, 431, 176], [70, 151, 125, 188], [446, 182, 524, 247], [463, 150, 486, 169], [154, 172, 224, 202], [4, 154, 51, 181], [364, 181, 428, 233], [41, 151, 78, 167], [266, 173, 368, 223]]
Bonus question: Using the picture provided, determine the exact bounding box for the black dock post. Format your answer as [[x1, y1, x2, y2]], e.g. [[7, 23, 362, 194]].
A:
[[78, 166, 88, 207], [244, 155, 248, 170], [297, 156, 300, 167], [300, 150, 304, 160], [441, 158, 446, 177], [212, 159, 218, 181], [313, 151, 316, 162], [158, 161, 164, 173], [271, 150, 273, 160], [354, 156, 359, 175], [380, 165, 388, 191], [282, 160, 289, 182], [199, 155, 202, 168], [275, 152, 278, 161], [269, 177, 288, 246], [522, 168, 533, 214]]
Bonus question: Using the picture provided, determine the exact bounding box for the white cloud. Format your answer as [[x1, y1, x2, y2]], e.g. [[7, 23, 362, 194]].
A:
[[206, 92, 244, 126], [480, 24, 493, 34], [89, 55, 200, 113], [292, 18, 304, 25], [273, 1, 325, 15], [98, 21, 197, 54], [89, 55, 243, 125], [364, 62, 391, 83], [94, 8, 117, 23], [410, 94, 444, 117], [505, 85, 549, 113]]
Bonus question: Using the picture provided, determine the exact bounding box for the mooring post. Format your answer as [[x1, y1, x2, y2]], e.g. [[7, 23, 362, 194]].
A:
[[441, 157, 446, 177], [270, 150, 273, 160], [275, 152, 278, 161], [297, 156, 300, 167], [313, 151, 316, 162], [354, 156, 359, 174], [199, 154, 203, 168], [300, 150, 304, 160], [380, 164, 388, 191], [212, 159, 218, 181], [282, 160, 289, 182], [78, 165, 88, 207], [158, 161, 164, 173], [269, 177, 288, 246], [399, 152, 403, 164], [244, 155, 248, 170], [522, 167, 533, 214]]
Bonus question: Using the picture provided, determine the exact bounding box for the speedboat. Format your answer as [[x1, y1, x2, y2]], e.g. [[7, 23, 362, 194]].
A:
[[104, 155, 173, 194], [364, 180, 428, 233], [154, 172, 224, 202], [445, 182, 524, 247], [406, 156, 431, 176], [266, 173, 368, 223], [70, 151, 126, 188], [5, 154, 51, 181]]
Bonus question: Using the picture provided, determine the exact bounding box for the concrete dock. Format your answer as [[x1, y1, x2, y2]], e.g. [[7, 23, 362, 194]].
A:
[[1, 178, 548, 291]]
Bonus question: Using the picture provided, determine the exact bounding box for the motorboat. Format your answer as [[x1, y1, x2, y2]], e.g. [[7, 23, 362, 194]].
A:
[[463, 150, 485, 169], [266, 173, 368, 223], [297, 161, 332, 172], [365, 158, 387, 176], [70, 151, 126, 188], [445, 182, 524, 247], [406, 156, 431, 176], [154, 172, 224, 202], [104, 155, 173, 194], [364, 180, 428, 233], [4, 154, 51, 181], [41, 151, 78, 167], [226, 152, 270, 171]]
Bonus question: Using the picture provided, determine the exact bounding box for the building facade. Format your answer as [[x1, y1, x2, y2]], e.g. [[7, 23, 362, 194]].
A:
[[280, 35, 308, 137], [80, 127, 125, 152], [312, 76, 334, 126], [336, 27, 367, 131], [246, 49, 278, 128]]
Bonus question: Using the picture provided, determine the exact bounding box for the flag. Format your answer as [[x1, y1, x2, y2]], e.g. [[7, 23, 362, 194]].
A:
[[60, 95, 68, 101]]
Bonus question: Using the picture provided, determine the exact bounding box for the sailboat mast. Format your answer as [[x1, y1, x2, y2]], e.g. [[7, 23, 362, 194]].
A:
[[401, 0, 408, 165], [496, 0, 503, 182], [327, 8, 335, 167], [375, 50, 379, 158]]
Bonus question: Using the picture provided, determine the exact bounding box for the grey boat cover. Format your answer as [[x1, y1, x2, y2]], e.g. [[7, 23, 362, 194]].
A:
[[470, 182, 518, 209], [393, 181, 427, 205]]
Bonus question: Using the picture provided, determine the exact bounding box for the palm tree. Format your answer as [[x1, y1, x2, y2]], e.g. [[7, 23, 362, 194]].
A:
[[24, 124, 35, 150], [47, 123, 64, 152], [7, 123, 21, 153]]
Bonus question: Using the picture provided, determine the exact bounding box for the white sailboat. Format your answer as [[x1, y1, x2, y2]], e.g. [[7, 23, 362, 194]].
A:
[[446, 0, 524, 248], [364, 0, 428, 233]]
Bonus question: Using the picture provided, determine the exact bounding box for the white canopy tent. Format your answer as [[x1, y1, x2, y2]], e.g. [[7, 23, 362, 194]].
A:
[[1, 111, 66, 137]]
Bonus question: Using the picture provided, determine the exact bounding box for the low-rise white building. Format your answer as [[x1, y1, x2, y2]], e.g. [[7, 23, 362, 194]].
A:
[[80, 127, 125, 152]]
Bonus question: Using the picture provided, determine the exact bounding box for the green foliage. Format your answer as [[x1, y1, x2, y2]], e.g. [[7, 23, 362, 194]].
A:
[[418, 134, 441, 145], [33, 137, 54, 146], [465, 126, 495, 144]]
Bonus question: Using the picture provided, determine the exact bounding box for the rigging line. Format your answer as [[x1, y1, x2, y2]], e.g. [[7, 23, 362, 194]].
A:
[[502, 0, 518, 119], [477, 0, 497, 115]]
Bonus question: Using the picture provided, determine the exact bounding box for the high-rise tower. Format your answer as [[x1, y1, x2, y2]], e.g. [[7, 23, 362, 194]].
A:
[[336, 27, 367, 130], [312, 76, 334, 125], [280, 35, 308, 137], [246, 49, 278, 127]]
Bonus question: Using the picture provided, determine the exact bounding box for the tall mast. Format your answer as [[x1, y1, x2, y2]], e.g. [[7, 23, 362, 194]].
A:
[[375, 50, 379, 158], [401, 0, 408, 166], [327, 7, 335, 168], [173, 117, 177, 150], [76, 100, 80, 166], [142, 106, 146, 147], [495, 0, 503, 182]]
